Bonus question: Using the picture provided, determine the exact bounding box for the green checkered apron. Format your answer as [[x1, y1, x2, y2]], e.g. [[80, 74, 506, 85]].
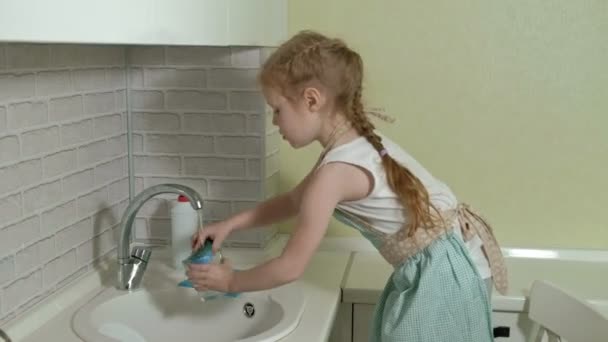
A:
[[334, 209, 494, 342]]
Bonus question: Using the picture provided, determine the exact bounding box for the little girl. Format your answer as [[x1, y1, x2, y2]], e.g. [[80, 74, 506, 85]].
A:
[[188, 30, 508, 341]]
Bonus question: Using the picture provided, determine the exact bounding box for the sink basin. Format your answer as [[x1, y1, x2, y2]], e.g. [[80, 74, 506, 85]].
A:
[[72, 261, 306, 342]]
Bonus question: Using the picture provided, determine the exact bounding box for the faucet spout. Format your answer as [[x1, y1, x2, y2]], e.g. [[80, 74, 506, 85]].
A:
[[117, 183, 203, 290]]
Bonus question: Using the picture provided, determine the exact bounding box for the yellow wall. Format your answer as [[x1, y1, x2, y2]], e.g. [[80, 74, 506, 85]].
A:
[[280, 1, 607, 249]]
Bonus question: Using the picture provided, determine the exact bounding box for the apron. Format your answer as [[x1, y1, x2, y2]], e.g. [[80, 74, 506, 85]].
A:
[[334, 204, 506, 342]]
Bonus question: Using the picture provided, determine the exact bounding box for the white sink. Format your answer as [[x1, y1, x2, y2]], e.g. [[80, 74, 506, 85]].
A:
[[72, 260, 306, 342]]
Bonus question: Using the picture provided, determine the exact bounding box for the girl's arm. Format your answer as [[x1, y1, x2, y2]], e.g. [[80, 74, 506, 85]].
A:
[[226, 162, 371, 292]]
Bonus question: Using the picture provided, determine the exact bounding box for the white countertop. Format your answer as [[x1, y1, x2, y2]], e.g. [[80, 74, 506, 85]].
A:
[[6, 237, 351, 342], [342, 250, 608, 317], [5, 236, 608, 341]]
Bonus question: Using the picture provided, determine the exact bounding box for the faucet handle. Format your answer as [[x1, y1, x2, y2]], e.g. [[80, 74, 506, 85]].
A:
[[131, 247, 151, 263]]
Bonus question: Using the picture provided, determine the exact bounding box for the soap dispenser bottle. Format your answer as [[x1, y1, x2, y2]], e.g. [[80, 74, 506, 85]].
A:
[[170, 195, 199, 269]]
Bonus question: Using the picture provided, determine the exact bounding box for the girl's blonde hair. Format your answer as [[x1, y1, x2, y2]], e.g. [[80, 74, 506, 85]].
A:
[[260, 30, 442, 236]]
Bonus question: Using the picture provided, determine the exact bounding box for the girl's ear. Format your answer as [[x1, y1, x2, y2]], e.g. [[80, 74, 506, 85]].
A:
[[302, 87, 325, 112]]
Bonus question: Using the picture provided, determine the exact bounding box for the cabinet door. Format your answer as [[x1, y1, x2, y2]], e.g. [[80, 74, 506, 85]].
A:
[[353, 304, 375, 342]]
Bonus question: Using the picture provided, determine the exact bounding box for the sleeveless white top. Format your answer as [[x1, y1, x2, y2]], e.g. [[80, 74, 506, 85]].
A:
[[320, 134, 491, 279]]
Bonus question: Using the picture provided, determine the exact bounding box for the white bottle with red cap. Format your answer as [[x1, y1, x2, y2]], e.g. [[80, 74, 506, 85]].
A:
[[170, 195, 199, 269]]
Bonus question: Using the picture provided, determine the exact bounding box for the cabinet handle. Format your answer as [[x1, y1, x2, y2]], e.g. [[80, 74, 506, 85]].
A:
[[493, 326, 511, 338]]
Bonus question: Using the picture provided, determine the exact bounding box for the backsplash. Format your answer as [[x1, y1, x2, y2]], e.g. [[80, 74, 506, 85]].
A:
[[0, 44, 279, 325], [128, 46, 280, 247], [0, 44, 128, 324]]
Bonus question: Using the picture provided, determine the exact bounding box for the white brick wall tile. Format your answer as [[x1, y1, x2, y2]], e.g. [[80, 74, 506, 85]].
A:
[[128, 47, 164, 65], [132, 133, 144, 153], [61, 119, 93, 147], [131, 90, 164, 110], [216, 136, 261, 155], [42, 250, 76, 287], [229, 91, 266, 112], [41, 200, 78, 235], [16, 159, 43, 190], [0, 44, 5, 69], [16, 240, 45, 276], [23, 180, 62, 213], [0, 216, 40, 257], [76, 229, 115, 265], [230, 47, 261, 67], [55, 265, 87, 291], [144, 177, 207, 197], [208, 180, 260, 199], [49, 95, 83, 122], [129, 68, 144, 88], [135, 177, 145, 193], [232, 201, 257, 214], [21, 126, 60, 158], [166, 47, 230, 66], [265, 130, 280, 154], [50, 46, 86, 67], [6, 44, 49, 69], [72, 69, 107, 91], [208, 69, 258, 89], [182, 113, 246, 133], [3, 270, 42, 315], [116, 90, 127, 111], [0, 158, 42, 194], [43, 149, 77, 177], [145, 134, 214, 154], [183, 157, 246, 177], [0, 74, 35, 102], [81, 46, 124, 66], [259, 48, 275, 64], [0, 193, 21, 225], [247, 159, 261, 178], [77, 187, 109, 217], [93, 114, 123, 139], [166, 90, 226, 110], [95, 157, 126, 185], [134, 218, 148, 240], [62, 169, 94, 200], [135, 156, 181, 175], [56, 218, 92, 253], [7, 101, 47, 130], [0, 106, 6, 131], [108, 135, 126, 157], [144, 68, 206, 88], [133, 112, 179, 131], [91, 201, 123, 234], [0, 256, 15, 286], [36, 71, 72, 96], [247, 114, 263, 134], [77, 140, 112, 167], [0, 135, 19, 164], [106, 68, 126, 89], [148, 218, 170, 239], [107, 177, 129, 204], [137, 198, 168, 217], [84, 92, 115, 115], [203, 201, 231, 221]]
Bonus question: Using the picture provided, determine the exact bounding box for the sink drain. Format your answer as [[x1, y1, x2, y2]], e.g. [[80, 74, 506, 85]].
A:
[[243, 302, 255, 318]]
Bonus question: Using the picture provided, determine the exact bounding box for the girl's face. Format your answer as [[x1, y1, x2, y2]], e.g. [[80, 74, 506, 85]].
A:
[[263, 87, 322, 149]]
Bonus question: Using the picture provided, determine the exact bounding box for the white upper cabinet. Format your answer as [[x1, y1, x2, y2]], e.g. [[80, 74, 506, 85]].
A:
[[0, 0, 287, 46]]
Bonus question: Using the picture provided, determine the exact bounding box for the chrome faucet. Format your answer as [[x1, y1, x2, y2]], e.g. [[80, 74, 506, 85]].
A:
[[117, 184, 203, 290]]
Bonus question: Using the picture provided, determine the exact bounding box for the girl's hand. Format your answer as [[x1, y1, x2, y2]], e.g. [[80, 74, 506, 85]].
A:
[[186, 259, 235, 293], [191, 221, 232, 253]]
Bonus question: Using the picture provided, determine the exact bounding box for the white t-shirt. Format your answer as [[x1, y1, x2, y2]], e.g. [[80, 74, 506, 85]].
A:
[[320, 134, 491, 279]]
